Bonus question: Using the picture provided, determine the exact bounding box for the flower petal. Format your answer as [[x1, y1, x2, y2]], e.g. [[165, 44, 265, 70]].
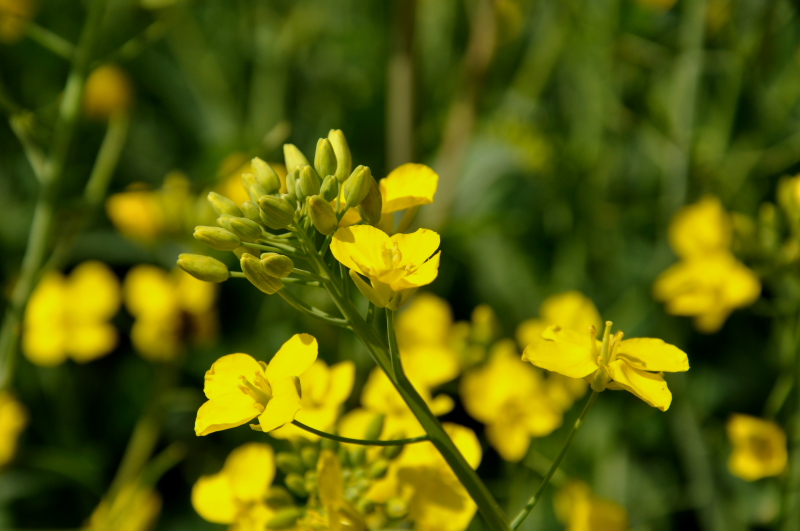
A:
[[258, 377, 302, 432], [391, 229, 440, 269], [223, 443, 275, 502], [392, 251, 441, 291], [191, 473, 236, 524], [195, 395, 263, 436], [327, 361, 355, 405], [522, 326, 598, 378], [605, 360, 672, 411], [380, 163, 439, 213], [67, 261, 120, 321], [203, 353, 264, 400], [330, 226, 391, 276], [265, 334, 318, 383], [616, 338, 689, 373], [486, 419, 531, 462]]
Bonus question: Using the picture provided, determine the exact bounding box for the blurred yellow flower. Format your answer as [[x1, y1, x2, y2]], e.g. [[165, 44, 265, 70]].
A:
[[554, 481, 629, 531], [523, 325, 688, 411], [727, 414, 788, 481], [124, 265, 217, 361], [83, 64, 134, 121], [315, 449, 367, 531], [86, 483, 161, 531], [0, 0, 34, 44], [195, 334, 317, 436], [192, 443, 275, 529], [461, 340, 562, 461], [516, 291, 602, 349], [0, 392, 27, 467], [669, 196, 732, 259], [270, 360, 355, 441], [379, 163, 438, 213], [23, 261, 120, 366], [331, 226, 440, 309]]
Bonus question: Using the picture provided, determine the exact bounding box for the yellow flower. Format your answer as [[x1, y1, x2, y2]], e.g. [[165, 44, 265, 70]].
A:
[[516, 291, 602, 349], [195, 334, 317, 436], [83, 64, 134, 121], [669, 196, 731, 258], [0, 0, 35, 44], [86, 483, 161, 531], [0, 392, 27, 467], [23, 261, 120, 366], [653, 252, 761, 333], [379, 163, 438, 213], [554, 481, 629, 531], [124, 265, 217, 361], [461, 340, 562, 461], [330, 225, 441, 309], [727, 414, 788, 481], [522, 324, 689, 411], [315, 449, 367, 531], [269, 360, 355, 441], [192, 443, 276, 529]]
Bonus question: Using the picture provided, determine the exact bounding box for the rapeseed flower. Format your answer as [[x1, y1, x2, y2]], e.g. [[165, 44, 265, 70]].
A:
[[83, 64, 134, 121], [331, 225, 440, 309], [727, 414, 788, 481], [0, 0, 34, 43], [23, 261, 120, 366], [195, 334, 317, 436], [554, 481, 629, 531], [516, 291, 602, 349], [0, 392, 27, 467], [315, 449, 367, 531], [192, 443, 276, 529], [522, 323, 689, 411]]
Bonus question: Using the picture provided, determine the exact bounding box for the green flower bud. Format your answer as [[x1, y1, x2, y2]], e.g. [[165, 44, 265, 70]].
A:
[[356, 498, 375, 514], [282, 194, 298, 210], [283, 143, 310, 172], [382, 432, 406, 459], [320, 437, 338, 452], [217, 214, 233, 232], [241, 255, 282, 294], [314, 138, 337, 178], [328, 129, 352, 182], [242, 172, 267, 203], [385, 497, 408, 520], [368, 458, 389, 479], [249, 184, 268, 203], [276, 452, 305, 475], [298, 165, 321, 198], [350, 447, 366, 467], [364, 413, 385, 440], [260, 210, 285, 231], [266, 507, 304, 529], [358, 176, 382, 226], [308, 195, 338, 236], [258, 195, 296, 228], [261, 252, 294, 278], [343, 165, 372, 209], [300, 446, 319, 469], [284, 473, 308, 498], [252, 157, 282, 194], [177, 254, 229, 283], [304, 470, 317, 492], [337, 446, 350, 468], [285, 169, 299, 199], [207, 191, 242, 217], [228, 216, 263, 242], [241, 200, 262, 222], [265, 486, 295, 508], [193, 226, 241, 251], [320, 175, 338, 202], [233, 246, 258, 259]]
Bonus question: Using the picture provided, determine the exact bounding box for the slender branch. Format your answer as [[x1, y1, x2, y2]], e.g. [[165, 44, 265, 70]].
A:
[[277, 289, 348, 328], [319, 234, 333, 256], [282, 278, 321, 288], [241, 241, 302, 259], [230, 271, 246, 278], [26, 22, 75, 60], [291, 268, 323, 281], [291, 420, 429, 446]]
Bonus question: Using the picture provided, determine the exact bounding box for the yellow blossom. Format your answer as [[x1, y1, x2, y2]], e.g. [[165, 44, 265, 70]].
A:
[[522, 324, 689, 411], [669, 196, 732, 258], [270, 360, 355, 441], [516, 291, 602, 349], [330, 225, 440, 309], [727, 414, 788, 481], [83, 64, 134, 121], [124, 265, 217, 361], [315, 450, 367, 531], [86, 483, 161, 531], [195, 334, 317, 436], [192, 443, 276, 529], [461, 340, 562, 461], [0, 0, 35, 44], [379, 163, 438, 213], [23, 261, 120, 366], [0, 392, 27, 467], [554, 481, 629, 531]]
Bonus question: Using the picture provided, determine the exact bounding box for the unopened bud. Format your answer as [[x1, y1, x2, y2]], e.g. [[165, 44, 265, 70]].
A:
[[261, 253, 294, 278], [300, 446, 319, 469], [320, 437, 338, 452], [193, 226, 241, 251], [314, 138, 337, 178], [252, 157, 282, 194], [228, 216, 263, 242], [337, 446, 350, 468], [308, 195, 338, 235], [242, 173, 268, 203], [249, 184, 268, 203], [217, 214, 233, 232], [358, 176, 382, 226], [241, 200, 262, 222], [282, 194, 298, 210], [356, 498, 375, 514], [328, 129, 352, 182], [276, 452, 305, 475], [364, 414, 385, 440], [266, 507, 304, 529], [232, 246, 258, 259], [258, 195, 296, 228], [283, 144, 310, 172], [320, 175, 338, 202], [265, 486, 294, 508], [207, 191, 242, 217], [284, 473, 308, 498], [343, 166, 372, 209], [304, 470, 318, 492], [382, 433, 406, 459], [385, 497, 408, 519], [241, 255, 282, 294], [368, 458, 389, 479], [298, 165, 321, 198], [285, 169, 299, 199], [177, 254, 229, 283], [350, 447, 366, 467]]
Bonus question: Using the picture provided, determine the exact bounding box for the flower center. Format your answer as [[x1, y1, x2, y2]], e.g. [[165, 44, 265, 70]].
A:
[[238, 371, 272, 407], [381, 241, 403, 269]]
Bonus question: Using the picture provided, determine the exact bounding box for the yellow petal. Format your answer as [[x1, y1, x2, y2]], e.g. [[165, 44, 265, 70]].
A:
[[522, 326, 598, 378], [130, 316, 182, 361], [265, 334, 318, 383], [191, 473, 236, 524], [446, 422, 482, 469], [402, 345, 460, 388], [726, 414, 788, 481], [391, 251, 440, 291], [105, 190, 165, 241], [380, 163, 438, 213], [203, 353, 264, 400], [299, 360, 330, 407], [67, 262, 120, 321], [0, 393, 27, 467], [605, 360, 672, 411], [539, 291, 602, 332], [516, 318, 548, 350], [195, 395, 263, 436], [486, 419, 531, 462], [258, 377, 302, 432], [223, 443, 275, 502], [175, 268, 217, 314], [327, 361, 356, 405], [668, 195, 731, 258], [616, 338, 689, 373], [66, 323, 117, 362], [338, 408, 383, 441], [330, 226, 391, 276], [124, 265, 178, 319], [396, 292, 452, 347], [271, 406, 340, 440], [22, 325, 67, 367], [317, 449, 345, 508], [390, 229, 441, 269]]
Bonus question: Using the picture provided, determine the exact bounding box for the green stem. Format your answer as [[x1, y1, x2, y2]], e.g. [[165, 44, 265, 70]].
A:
[[292, 268, 323, 281], [510, 391, 600, 530], [277, 289, 348, 328], [230, 271, 246, 278], [282, 278, 322, 288], [241, 242, 302, 259], [291, 420, 429, 446], [26, 22, 75, 60], [319, 234, 333, 256]]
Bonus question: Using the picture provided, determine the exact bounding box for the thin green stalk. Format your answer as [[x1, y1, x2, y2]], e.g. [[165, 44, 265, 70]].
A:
[[510, 391, 600, 530], [780, 311, 800, 530], [282, 278, 322, 288], [292, 268, 324, 281], [241, 242, 302, 259], [277, 289, 348, 328], [230, 271, 246, 278], [291, 420, 429, 446], [366, 302, 375, 325], [319, 234, 333, 256], [26, 21, 75, 60]]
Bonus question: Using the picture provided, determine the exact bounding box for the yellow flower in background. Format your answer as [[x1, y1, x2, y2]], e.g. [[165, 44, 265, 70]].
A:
[[83, 64, 134, 121], [215, 152, 289, 205], [461, 340, 562, 461], [727, 414, 788, 481], [0, 392, 27, 467], [192, 443, 275, 529], [331, 226, 441, 309], [516, 291, 602, 349], [0, 0, 35, 44], [522, 325, 689, 411], [86, 483, 161, 531], [316, 449, 367, 531], [195, 334, 317, 436], [270, 360, 355, 441], [668, 196, 731, 258], [23, 261, 120, 367], [554, 481, 629, 531], [379, 163, 438, 213], [124, 265, 217, 361]]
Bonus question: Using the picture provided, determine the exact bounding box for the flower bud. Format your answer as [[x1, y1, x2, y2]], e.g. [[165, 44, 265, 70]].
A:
[[358, 176, 382, 226], [284, 473, 308, 498], [298, 165, 321, 198], [207, 191, 242, 217], [285, 169, 299, 199], [249, 184, 268, 204], [242, 172, 268, 203], [320, 437, 338, 452], [328, 129, 352, 182], [364, 413, 385, 440], [261, 252, 294, 278], [304, 470, 317, 493], [350, 447, 366, 467], [320, 175, 338, 202], [343, 165, 372, 209], [300, 446, 319, 469], [356, 498, 375, 514], [266, 507, 304, 529], [228, 216, 263, 242], [314, 138, 337, 178], [265, 486, 294, 508], [283, 143, 310, 172], [382, 432, 406, 459], [193, 226, 241, 251], [177, 253, 229, 282], [368, 458, 389, 479], [217, 215, 233, 232], [385, 497, 408, 519], [282, 194, 298, 210], [233, 246, 258, 259], [308, 195, 338, 235], [258, 195, 296, 228], [241, 255, 282, 294], [337, 446, 350, 468], [252, 157, 282, 194], [240, 200, 262, 222]]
